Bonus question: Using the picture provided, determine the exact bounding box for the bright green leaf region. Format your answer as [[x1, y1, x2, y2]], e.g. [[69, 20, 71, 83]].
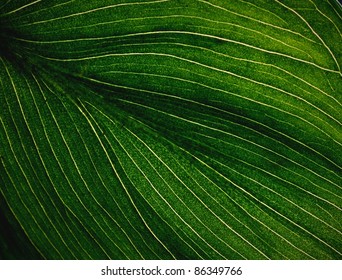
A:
[[0, 0, 341, 260]]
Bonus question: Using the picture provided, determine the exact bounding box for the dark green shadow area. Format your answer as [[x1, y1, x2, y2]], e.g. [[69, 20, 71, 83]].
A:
[[0, 190, 43, 259]]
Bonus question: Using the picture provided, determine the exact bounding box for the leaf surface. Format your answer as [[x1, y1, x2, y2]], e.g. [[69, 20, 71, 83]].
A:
[[0, 0, 341, 259]]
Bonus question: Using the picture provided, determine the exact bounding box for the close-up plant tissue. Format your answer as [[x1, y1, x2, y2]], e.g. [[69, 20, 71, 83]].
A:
[[0, 0, 341, 261]]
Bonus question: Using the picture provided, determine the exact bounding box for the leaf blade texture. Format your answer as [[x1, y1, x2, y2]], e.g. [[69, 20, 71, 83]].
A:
[[0, 0, 341, 259]]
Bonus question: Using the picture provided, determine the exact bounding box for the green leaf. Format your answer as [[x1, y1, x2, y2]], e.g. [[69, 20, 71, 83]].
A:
[[0, 0, 341, 260]]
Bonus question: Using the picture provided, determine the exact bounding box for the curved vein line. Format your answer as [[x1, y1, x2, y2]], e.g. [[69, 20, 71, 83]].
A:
[[196, 0, 317, 42], [14, 0, 169, 26], [81, 71, 342, 171], [0, 117, 65, 259], [102, 68, 342, 131], [1, 0, 41, 16], [85, 41, 341, 107], [124, 125, 270, 259], [29, 73, 114, 259], [275, 0, 341, 74], [207, 155, 342, 256], [114, 99, 342, 235], [85, 102, 234, 259], [77, 100, 180, 260], [2, 59, 76, 259], [10, 71, 92, 258], [25, 30, 339, 73]]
